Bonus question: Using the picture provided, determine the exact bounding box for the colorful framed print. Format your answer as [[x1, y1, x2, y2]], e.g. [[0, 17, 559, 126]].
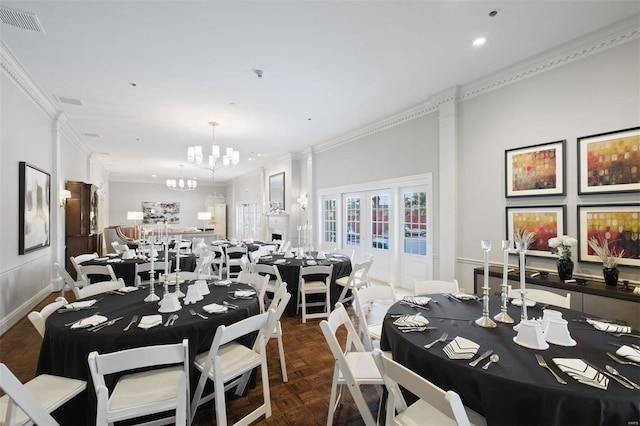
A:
[[505, 205, 566, 258], [505, 140, 566, 198], [19, 162, 51, 254], [577, 204, 640, 267], [578, 127, 640, 195]]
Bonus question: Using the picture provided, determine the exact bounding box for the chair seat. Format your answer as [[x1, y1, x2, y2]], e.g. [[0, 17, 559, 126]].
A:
[[108, 366, 184, 416], [397, 399, 486, 426], [302, 280, 329, 293], [195, 342, 262, 382], [0, 374, 86, 426], [336, 276, 367, 289], [368, 323, 383, 340], [340, 352, 384, 384]]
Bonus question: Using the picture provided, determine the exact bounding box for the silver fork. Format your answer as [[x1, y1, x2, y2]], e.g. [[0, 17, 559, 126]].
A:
[[123, 315, 138, 331], [89, 317, 123, 332], [606, 352, 640, 367], [535, 354, 567, 384], [424, 332, 448, 349], [189, 309, 208, 320]]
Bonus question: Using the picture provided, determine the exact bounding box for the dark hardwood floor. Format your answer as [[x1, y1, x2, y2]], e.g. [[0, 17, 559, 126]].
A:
[[0, 291, 380, 425]]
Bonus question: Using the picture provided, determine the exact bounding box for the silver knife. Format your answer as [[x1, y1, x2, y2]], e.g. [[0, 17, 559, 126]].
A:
[[469, 350, 493, 367], [582, 359, 633, 390]]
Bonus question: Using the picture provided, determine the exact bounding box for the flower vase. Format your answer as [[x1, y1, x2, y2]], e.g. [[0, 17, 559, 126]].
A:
[[556, 259, 574, 281], [603, 267, 619, 287]]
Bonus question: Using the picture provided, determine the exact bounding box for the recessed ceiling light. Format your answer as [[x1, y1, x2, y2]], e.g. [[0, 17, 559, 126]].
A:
[[473, 37, 487, 47], [151, 174, 156, 178]]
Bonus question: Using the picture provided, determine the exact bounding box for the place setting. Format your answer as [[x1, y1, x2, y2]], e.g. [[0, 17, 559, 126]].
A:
[[392, 313, 435, 333], [400, 295, 432, 311], [57, 298, 100, 313]]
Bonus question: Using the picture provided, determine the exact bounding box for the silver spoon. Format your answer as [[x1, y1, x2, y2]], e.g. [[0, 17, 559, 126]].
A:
[[605, 365, 640, 389], [482, 354, 500, 370]]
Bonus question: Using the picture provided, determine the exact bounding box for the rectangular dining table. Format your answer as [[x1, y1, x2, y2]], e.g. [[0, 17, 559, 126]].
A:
[[37, 280, 260, 425], [380, 294, 640, 426]]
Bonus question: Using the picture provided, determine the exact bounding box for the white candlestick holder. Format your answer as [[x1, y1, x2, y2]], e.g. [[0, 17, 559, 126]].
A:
[[476, 240, 497, 328], [494, 239, 514, 324]]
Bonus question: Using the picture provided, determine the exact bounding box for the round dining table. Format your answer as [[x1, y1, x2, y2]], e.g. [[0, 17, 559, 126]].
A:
[[258, 252, 352, 317], [379, 294, 640, 426], [86, 252, 197, 285], [37, 280, 260, 425]]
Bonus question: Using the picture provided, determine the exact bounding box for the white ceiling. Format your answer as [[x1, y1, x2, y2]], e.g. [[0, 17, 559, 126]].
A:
[[2, 1, 638, 186]]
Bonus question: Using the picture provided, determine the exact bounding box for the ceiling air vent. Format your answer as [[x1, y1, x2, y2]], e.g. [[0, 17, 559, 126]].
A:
[[54, 95, 84, 106], [0, 7, 45, 33]]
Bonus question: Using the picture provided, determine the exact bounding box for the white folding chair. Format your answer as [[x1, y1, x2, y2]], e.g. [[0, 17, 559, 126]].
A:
[[134, 261, 169, 286], [88, 339, 190, 426], [54, 263, 124, 299], [0, 363, 86, 426], [413, 278, 460, 295], [298, 264, 334, 323], [279, 240, 291, 253], [354, 283, 397, 351], [335, 260, 373, 305], [190, 310, 276, 426], [176, 240, 192, 255], [210, 245, 225, 280], [237, 271, 269, 313], [507, 285, 571, 309], [225, 246, 248, 280], [320, 303, 383, 426], [78, 264, 117, 284], [372, 349, 487, 426], [250, 263, 283, 301], [69, 253, 98, 281], [27, 297, 68, 338], [266, 282, 291, 382]]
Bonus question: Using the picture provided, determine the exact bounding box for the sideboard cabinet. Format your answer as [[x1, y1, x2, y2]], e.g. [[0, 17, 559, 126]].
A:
[[65, 181, 101, 278]]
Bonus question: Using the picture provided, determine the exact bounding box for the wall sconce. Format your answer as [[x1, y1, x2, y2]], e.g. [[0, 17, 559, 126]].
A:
[[297, 196, 308, 211], [127, 211, 143, 239], [197, 211, 212, 231], [59, 189, 71, 208]]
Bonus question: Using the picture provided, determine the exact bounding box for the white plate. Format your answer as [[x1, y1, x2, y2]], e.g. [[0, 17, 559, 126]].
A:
[[203, 303, 227, 314]]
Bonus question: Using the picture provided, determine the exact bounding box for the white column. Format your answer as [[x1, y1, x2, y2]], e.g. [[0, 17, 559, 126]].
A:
[[51, 112, 68, 291], [436, 87, 458, 282]]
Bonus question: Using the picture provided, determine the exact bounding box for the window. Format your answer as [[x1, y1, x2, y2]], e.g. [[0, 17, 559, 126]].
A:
[[404, 191, 427, 255], [323, 199, 337, 243], [345, 196, 361, 246], [236, 203, 261, 240], [371, 195, 389, 250]]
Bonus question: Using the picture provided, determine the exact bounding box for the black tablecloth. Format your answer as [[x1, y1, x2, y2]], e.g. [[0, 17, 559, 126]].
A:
[[380, 295, 640, 426], [38, 281, 260, 425], [87, 253, 197, 285], [258, 253, 352, 317]]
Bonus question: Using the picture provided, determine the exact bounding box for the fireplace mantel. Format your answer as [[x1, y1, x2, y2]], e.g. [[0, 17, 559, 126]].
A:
[[265, 213, 289, 242]]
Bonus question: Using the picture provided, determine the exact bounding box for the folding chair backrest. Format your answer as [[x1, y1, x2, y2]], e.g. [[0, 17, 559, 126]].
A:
[[413, 278, 459, 295], [54, 262, 86, 299], [238, 271, 269, 312], [28, 297, 68, 338], [79, 264, 117, 282], [70, 253, 98, 281], [300, 265, 333, 283], [251, 264, 283, 284], [0, 364, 59, 426], [354, 283, 397, 349]]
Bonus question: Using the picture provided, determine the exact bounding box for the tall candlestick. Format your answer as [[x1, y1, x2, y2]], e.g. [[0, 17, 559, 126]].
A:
[[476, 240, 496, 328], [517, 242, 528, 322], [494, 240, 514, 323]]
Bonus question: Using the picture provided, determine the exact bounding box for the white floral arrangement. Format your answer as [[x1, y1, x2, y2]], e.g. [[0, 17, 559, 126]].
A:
[[548, 235, 577, 260], [587, 237, 624, 268]]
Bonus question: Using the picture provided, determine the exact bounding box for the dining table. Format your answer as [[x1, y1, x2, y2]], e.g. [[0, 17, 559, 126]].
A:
[[379, 294, 640, 426], [257, 252, 352, 316], [86, 252, 197, 285], [37, 280, 260, 425]]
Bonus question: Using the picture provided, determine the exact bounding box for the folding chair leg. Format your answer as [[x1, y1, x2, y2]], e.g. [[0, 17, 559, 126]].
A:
[[349, 384, 378, 426], [276, 323, 288, 382], [327, 366, 340, 426], [214, 363, 227, 426]]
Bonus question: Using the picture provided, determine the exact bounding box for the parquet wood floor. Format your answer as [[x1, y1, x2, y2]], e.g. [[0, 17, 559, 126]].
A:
[[0, 291, 381, 425]]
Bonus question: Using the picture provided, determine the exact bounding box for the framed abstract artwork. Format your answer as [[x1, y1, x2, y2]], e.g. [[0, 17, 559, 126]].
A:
[[505, 140, 566, 198], [19, 162, 51, 254], [142, 201, 180, 224], [577, 204, 640, 267], [578, 126, 640, 194], [505, 205, 566, 258]]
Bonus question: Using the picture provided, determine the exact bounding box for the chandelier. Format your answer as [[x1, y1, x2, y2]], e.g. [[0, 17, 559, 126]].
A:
[[166, 165, 197, 192], [187, 122, 239, 179]]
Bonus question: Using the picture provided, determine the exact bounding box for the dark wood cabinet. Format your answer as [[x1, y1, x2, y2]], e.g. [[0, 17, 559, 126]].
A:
[[65, 181, 101, 278]]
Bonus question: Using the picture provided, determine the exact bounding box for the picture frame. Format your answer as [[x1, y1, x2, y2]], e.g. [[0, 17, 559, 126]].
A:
[[577, 204, 640, 267], [19, 162, 51, 254], [577, 126, 640, 195], [505, 205, 566, 258], [269, 172, 285, 210], [142, 201, 180, 224], [505, 140, 566, 198]]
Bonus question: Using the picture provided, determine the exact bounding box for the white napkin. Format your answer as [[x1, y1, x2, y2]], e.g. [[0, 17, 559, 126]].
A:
[[586, 319, 631, 334], [138, 315, 162, 329], [443, 336, 479, 360], [393, 314, 429, 327], [275, 259, 287, 264], [616, 345, 640, 362], [95, 257, 108, 261], [403, 296, 431, 306], [451, 292, 477, 301], [116, 286, 139, 293], [203, 303, 228, 314], [552, 358, 608, 390], [306, 260, 317, 266], [64, 300, 97, 310], [234, 290, 256, 298], [71, 314, 107, 329], [107, 258, 123, 263], [213, 280, 233, 286], [510, 298, 536, 307]]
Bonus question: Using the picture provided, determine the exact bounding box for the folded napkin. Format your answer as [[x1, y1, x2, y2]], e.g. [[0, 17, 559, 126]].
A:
[[71, 314, 107, 329], [451, 292, 477, 301], [203, 303, 228, 314], [443, 336, 479, 360], [275, 259, 288, 264], [138, 315, 163, 329], [234, 290, 256, 298], [306, 260, 317, 266], [586, 319, 631, 334], [213, 280, 233, 286], [403, 296, 431, 306], [552, 358, 608, 390], [616, 345, 640, 362], [260, 256, 273, 260], [64, 300, 97, 310], [116, 286, 139, 293], [510, 298, 536, 307], [107, 258, 123, 263], [106, 253, 120, 258], [95, 257, 108, 261], [393, 314, 429, 327]]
